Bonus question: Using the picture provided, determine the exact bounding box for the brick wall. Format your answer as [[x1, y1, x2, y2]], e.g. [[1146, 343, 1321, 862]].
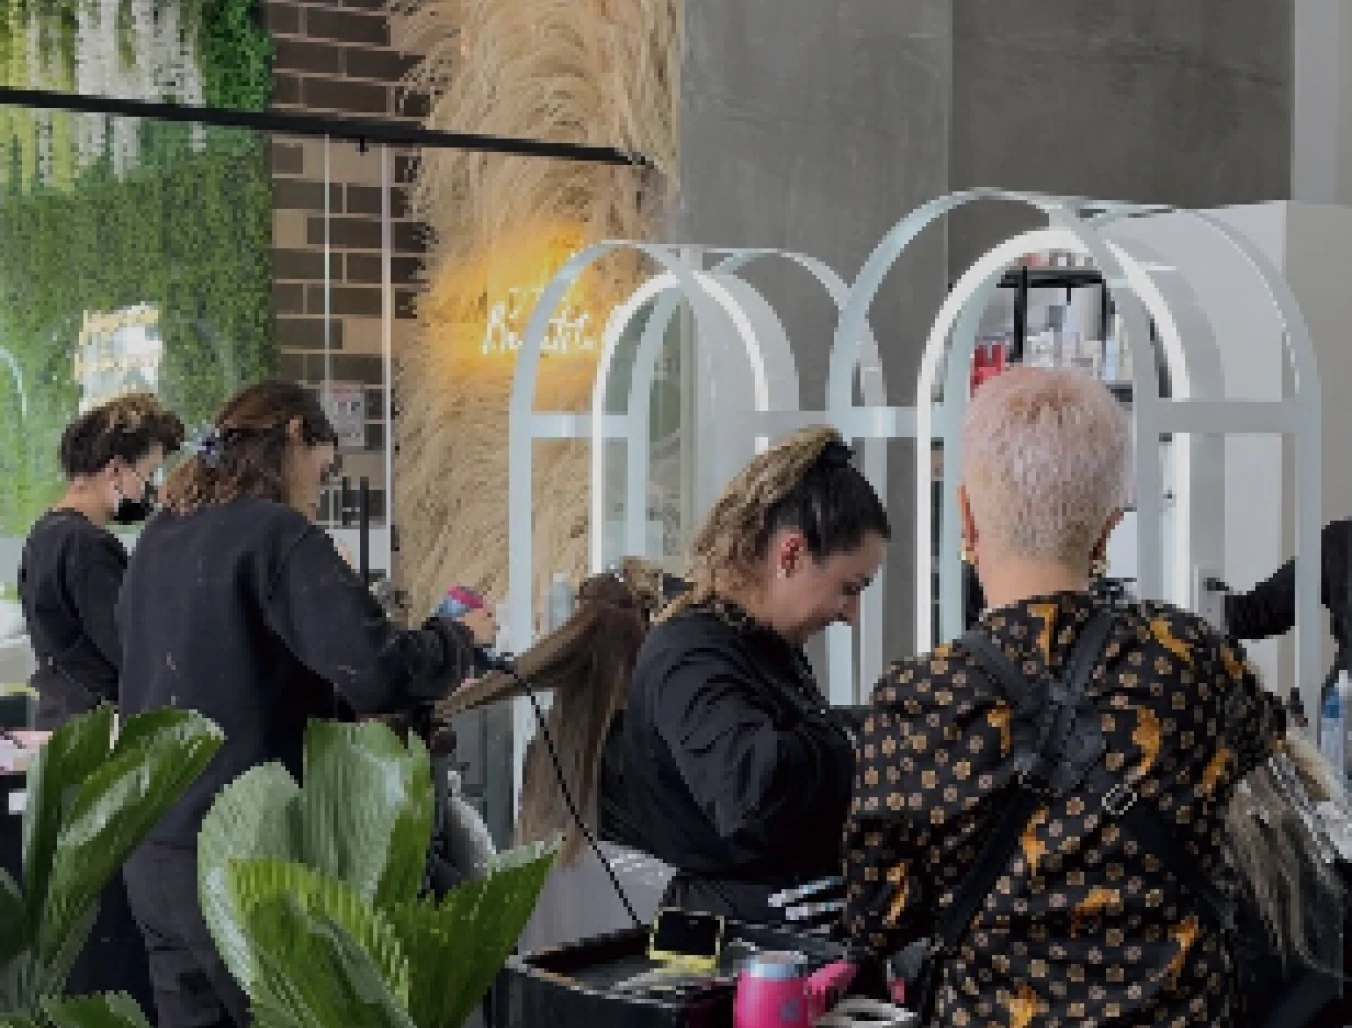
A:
[[264, 0, 428, 530]]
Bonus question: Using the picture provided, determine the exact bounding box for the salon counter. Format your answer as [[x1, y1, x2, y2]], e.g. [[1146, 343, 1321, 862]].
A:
[[493, 920, 855, 1028]]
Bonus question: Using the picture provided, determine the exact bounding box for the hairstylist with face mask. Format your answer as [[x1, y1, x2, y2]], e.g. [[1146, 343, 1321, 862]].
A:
[[18, 392, 184, 729], [15, 391, 184, 1012]]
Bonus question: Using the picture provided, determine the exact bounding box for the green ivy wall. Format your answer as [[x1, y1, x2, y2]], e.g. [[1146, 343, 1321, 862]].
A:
[[0, 0, 274, 535]]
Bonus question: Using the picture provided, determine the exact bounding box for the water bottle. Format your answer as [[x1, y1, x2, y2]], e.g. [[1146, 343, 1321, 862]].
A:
[[735, 952, 811, 1028], [1319, 674, 1347, 789]]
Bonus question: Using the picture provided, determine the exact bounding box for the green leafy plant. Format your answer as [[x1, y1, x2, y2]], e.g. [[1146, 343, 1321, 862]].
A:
[[0, 0, 274, 536], [0, 705, 225, 1023], [198, 721, 556, 1028], [0, 125, 276, 534]]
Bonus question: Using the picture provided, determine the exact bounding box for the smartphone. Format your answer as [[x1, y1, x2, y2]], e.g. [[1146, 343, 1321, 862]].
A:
[[647, 907, 725, 973]]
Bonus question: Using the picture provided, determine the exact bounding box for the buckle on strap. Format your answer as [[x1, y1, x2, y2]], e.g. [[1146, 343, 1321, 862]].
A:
[[1102, 783, 1138, 817]]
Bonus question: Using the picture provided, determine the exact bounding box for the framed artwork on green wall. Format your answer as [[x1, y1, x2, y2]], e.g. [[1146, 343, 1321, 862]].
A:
[[0, 0, 275, 540]]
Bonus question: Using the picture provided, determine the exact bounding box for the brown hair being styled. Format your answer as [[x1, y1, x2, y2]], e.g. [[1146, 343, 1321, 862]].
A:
[[663, 425, 891, 620], [58, 392, 185, 478], [437, 559, 666, 864], [161, 380, 337, 514]]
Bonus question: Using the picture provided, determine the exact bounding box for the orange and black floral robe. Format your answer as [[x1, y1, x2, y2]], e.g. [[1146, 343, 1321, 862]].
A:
[[842, 592, 1285, 1028]]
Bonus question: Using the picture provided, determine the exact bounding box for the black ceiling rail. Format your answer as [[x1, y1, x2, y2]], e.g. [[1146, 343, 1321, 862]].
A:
[[0, 86, 650, 167]]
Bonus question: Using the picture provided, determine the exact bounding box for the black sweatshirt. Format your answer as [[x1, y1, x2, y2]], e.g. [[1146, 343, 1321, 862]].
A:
[[622, 603, 855, 919], [18, 510, 127, 721], [1224, 518, 1352, 654], [118, 496, 476, 846]]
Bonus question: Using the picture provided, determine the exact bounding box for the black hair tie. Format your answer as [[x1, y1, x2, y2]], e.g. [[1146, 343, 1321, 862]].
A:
[[816, 439, 854, 470]]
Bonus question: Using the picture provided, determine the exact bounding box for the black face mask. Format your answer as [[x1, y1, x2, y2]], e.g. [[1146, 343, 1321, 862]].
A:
[[112, 479, 157, 525]]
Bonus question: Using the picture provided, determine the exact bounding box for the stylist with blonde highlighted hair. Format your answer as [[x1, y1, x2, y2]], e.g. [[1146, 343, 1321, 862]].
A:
[[624, 426, 890, 925]]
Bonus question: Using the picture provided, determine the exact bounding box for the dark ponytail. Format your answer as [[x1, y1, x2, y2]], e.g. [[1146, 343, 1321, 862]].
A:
[[162, 380, 336, 514], [663, 426, 890, 619]]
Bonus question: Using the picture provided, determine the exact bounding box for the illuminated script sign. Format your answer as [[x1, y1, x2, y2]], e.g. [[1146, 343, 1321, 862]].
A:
[[481, 286, 599, 358]]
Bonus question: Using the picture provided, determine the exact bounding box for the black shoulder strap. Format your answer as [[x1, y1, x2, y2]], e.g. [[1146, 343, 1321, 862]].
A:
[[959, 609, 1236, 939], [1082, 761, 1236, 933], [932, 610, 1113, 954]]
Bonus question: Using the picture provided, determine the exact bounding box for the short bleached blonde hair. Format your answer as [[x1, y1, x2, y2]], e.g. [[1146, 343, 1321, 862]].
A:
[[961, 367, 1130, 567]]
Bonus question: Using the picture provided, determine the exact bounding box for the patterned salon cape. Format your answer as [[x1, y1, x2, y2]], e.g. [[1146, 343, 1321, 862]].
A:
[[842, 592, 1285, 1028]]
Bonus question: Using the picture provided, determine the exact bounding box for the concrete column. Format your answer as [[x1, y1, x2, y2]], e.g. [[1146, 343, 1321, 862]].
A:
[[673, 0, 953, 661], [1292, 0, 1352, 206], [949, 0, 1294, 276]]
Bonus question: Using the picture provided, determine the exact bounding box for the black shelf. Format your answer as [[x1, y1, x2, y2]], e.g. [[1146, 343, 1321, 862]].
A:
[[997, 267, 1104, 290], [994, 263, 1109, 364]]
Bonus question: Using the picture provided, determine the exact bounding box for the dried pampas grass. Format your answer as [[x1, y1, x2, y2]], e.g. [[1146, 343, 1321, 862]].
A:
[[389, 0, 681, 624]]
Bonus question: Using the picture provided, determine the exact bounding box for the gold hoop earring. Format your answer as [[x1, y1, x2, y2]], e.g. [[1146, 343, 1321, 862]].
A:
[[960, 542, 975, 565], [1090, 555, 1108, 577]]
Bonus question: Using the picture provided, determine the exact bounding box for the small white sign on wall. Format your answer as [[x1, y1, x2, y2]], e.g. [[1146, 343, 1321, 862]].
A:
[[326, 382, 367, 450]]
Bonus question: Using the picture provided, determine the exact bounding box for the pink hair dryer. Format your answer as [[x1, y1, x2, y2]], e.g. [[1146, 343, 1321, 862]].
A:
[[734, 952, 811, 1028]]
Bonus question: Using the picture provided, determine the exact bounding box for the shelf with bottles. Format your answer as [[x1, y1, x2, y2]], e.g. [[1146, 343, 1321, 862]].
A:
[[954, 250, 1172, 403]]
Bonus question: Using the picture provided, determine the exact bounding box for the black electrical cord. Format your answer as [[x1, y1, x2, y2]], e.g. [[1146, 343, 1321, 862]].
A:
[[483, 654, 643, 929]]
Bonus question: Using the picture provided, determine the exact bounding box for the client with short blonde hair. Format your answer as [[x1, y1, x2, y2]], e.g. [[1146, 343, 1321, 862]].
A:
[[841, 368, 1338, 1027]]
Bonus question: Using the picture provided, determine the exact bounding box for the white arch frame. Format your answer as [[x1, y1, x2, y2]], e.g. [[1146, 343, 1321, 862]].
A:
[[512, 242, 901, 711], [583, 248, 899, 700], [834, 189, 1323, 711], [510, 242, 794, 798]]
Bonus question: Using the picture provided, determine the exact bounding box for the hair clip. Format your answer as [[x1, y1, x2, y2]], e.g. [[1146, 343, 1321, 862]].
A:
[[817, 439, 854, 469], [187, 424, 223, 469]]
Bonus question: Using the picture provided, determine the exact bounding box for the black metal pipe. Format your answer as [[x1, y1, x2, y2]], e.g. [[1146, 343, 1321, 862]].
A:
[[0, 86, 649, 167], [339, 477, 353, 528], [358, 477, 371, 586], [1012, 265, 1029, 362]]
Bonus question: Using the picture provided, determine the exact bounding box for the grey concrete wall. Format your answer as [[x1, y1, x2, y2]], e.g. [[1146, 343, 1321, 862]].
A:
[[674, 0, 953, 662], [949, 0, 1294, 276], [675, 0, 1296, 668]]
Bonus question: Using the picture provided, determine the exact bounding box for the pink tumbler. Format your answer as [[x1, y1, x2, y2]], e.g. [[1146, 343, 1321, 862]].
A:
[[734, 952, 811, 1028]]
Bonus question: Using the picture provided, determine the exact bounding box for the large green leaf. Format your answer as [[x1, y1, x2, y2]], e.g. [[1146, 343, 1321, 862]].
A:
[[298, 722, 433, 908], [37, 710, 223, 965], [43, 992, 152, 1028], [385, 843, 556, 1028], [226, 858, 410, 1008], [243, 895, 416, 1028], [0, 868, 28, 965], [28, 901, 95, 1014], [0, 868, 32, 1014], [21, 706, 113, 926], [198, 763, 301, 996]]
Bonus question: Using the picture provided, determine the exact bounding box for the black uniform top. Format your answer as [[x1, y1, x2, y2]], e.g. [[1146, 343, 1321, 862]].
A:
[[622, 600, 855, 917], [18, 509, 127, 716], [119, 496, 475, 847], [595, 713, 641, 849], [1224, 518, 1352, 655]]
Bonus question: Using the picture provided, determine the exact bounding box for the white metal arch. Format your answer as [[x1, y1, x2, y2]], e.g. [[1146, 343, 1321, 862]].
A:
[[586, 267, 801, 573], [834, 189, 1323, 713], [920, 226, 1190, 642], [706, 248, 893, 695], [593, 247, 897, 700], [509, 240, 746, 660], [516, 243, 899, 711], [835, 191, 1161, 650]]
